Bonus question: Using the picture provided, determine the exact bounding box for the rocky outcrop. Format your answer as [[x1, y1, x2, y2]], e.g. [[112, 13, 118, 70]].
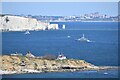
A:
[[0, 55, 118, 74], [0, 55, 99, 72], [0, 15, 59, 31]]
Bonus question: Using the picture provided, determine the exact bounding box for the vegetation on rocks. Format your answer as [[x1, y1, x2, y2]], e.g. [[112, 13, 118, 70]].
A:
[[1, 55, 118, 74]]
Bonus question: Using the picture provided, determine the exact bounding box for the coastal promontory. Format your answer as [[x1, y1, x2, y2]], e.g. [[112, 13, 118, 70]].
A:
[[0, 54, 118, 74]]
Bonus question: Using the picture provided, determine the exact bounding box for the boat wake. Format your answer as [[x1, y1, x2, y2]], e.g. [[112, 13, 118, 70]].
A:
[[88, 40, 96, 43], [95, 41, 118, 44]]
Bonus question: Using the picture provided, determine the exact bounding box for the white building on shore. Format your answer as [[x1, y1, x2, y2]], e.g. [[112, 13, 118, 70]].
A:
[[57, 53, 67, 60], [26, 51, 35, 58], [10, 52, 23, 56]]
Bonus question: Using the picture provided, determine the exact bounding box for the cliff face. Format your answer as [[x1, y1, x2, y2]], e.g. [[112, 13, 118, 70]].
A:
[[0, 15, 58, 31], [0, 55, 98, 72]]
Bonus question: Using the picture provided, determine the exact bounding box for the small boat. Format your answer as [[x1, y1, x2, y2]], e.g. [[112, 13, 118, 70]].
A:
[[67, 36, 71, 38], [104, 72, 108, 75], [76, 34, 90, 42], [24, 30, 30, 35]]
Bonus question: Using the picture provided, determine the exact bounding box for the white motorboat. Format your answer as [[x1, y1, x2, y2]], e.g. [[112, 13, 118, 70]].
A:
[[104, 72, 108, 75], [24, 30, 30, 35], [76, 34, 90, 42], [67, 36, 71, 38]]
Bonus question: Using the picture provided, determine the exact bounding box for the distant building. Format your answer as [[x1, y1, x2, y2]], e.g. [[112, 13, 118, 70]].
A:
[[26, 51, 35, 58], [57, 53, 67, 60], [11, 52, 23, 56]]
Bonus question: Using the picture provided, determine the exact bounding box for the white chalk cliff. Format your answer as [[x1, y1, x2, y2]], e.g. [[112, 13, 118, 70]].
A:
[[0, 15, 58, 31]]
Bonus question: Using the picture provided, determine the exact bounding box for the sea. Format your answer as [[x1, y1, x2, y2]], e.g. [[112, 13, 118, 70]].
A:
[[2, 22, 119, 78]]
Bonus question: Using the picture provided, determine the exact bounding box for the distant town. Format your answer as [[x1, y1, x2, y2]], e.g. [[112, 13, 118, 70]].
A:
[[15, 12, 119, 22], [0, 12, 119, 32]]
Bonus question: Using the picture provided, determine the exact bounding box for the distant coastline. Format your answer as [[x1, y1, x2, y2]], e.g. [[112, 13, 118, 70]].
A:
[[50, 21, 119, 22], [0, 14, 119, 32]]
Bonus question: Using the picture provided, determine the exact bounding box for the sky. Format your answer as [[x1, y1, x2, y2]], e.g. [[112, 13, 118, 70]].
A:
[[2, 2, 118, 16], [2, 0, 120, 2]]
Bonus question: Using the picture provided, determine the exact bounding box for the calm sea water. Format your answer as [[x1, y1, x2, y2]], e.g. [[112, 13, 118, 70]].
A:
[[3, 70, 119, 78], [2, 22, 118, 78]]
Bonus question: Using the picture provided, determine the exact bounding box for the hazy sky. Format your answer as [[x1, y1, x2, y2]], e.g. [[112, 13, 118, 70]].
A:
[[2, 0, 120, 2], [2, 2, 118, 16]]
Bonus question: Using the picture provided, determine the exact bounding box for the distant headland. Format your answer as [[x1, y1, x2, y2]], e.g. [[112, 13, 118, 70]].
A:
[[0, 14, 59, 32], [0, 51, 119, 75]]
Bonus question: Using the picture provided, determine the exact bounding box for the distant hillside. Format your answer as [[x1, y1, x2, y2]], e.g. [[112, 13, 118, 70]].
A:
[[0, 14, 59, 31]]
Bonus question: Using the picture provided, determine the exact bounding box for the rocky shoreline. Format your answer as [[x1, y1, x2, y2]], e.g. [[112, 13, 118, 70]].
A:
[[0, 55, 119, 75]]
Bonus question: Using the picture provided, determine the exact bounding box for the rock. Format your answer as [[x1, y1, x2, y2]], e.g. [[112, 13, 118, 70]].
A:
[[0, 15, 59, 31], [0, 55, 118, 74]]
